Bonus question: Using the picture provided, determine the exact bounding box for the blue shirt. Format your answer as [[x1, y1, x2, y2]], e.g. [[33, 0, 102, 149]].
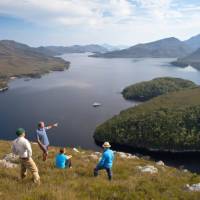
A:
[[56, 154, 68, 169], [98, 149, 114, 169], [36, 127, 50, 146]]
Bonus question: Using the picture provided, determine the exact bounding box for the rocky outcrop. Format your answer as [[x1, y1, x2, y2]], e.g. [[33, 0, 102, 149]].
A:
[[0, 153, 19, 168], [137, 165, 158, 174], [156, 161, 165, 166], [186, 183, 200, 192]]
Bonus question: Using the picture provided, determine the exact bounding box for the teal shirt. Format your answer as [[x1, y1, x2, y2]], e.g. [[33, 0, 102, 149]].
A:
[[56, 153, 68, 169], [98, 149, 114, 168]]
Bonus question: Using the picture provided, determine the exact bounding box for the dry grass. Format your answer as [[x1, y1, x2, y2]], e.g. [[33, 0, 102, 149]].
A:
[[0, 140, 200, 200]]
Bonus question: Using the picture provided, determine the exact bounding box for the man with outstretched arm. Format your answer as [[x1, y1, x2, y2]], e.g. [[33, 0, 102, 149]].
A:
[[94, 141, 114, 181], [36, 121, 58, 161], [12, 128, 40, 184]]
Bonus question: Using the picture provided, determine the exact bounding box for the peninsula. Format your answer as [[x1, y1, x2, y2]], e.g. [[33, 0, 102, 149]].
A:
[[94, 86, 200, 152], [0, 40, 70, 91]]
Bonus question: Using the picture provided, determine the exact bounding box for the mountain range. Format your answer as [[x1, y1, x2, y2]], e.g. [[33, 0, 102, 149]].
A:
[[1, 32, 200, 86], [90, 34, 200, 59], [101, 43, 130, 51], [184, 34, 200, 51], [91, 38, 189, 58], [171, 48, 200, 70], [36, 44, 108, 56], [0, 40, 69, 88], [170, 34, 200, 70]]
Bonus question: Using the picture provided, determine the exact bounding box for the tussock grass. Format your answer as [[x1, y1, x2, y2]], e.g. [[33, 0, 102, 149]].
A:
[[0, 140, 200, 200]]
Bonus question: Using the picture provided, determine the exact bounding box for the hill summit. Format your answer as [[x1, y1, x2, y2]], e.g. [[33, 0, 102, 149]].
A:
[[91, 37, 192, 58]]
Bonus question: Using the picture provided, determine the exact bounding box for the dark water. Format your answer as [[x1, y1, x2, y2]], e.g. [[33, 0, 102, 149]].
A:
[[1, 53, 200, 172]]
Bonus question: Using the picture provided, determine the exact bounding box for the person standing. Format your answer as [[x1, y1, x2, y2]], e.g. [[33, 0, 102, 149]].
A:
[[12, 128, 40, 184], [36, 121, 58, 161], [94, 142, 114, 181]]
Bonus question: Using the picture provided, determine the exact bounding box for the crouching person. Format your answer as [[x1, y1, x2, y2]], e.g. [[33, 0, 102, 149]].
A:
[[12, 128, 40, 184], [55, 148, 72, 169], [94, 142, 114, 181]]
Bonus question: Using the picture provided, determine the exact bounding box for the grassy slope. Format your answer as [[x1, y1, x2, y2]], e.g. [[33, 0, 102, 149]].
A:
[[0, 56, 69, 76], [1, 141, 200, 200]]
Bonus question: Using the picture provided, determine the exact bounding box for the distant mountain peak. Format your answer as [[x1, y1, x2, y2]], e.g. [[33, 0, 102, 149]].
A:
[[157, 37, 180, 41], [91, 37, 192, 58], [184, 34, 200, 51]]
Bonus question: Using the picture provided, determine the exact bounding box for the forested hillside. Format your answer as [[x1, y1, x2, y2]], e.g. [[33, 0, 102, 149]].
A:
[[94, 87, 200, 151]]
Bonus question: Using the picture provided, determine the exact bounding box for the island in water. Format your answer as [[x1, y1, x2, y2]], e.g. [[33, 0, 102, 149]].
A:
[[122, 77, 197, 101], [0, 40, 70, 91]]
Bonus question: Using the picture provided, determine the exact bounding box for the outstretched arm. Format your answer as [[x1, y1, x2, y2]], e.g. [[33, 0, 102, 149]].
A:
[[46, 123, 58, 130]]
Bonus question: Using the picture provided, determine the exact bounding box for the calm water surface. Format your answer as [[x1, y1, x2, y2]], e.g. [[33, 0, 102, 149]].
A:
[[1, 53, 200, 172]]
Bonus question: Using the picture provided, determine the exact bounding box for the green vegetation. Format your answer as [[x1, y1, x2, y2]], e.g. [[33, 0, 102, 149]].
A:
[[122, 77, 196, 101], [94, 87, 200, 151], [1, 140, 200, 200], [0, 40, 70, 89]]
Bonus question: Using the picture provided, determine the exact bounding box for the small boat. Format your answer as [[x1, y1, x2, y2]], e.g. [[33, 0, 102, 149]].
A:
[[93, 102, 102, 107]]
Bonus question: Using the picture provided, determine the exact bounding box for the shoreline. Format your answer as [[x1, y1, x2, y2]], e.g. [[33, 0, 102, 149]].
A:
[[2, 137, 200, 173], [95, 140, 200, 155], [95, 140, 200, 173], [171, 61, 200, 70], [0, 87, 8, 92], [0, 61, 70, 92]]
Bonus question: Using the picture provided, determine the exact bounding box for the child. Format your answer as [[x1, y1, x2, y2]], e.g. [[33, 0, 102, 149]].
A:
[[55, 148, 72, 169]]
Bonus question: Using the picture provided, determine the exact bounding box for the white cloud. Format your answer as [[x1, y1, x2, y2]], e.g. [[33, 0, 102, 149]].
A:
[[1, 0, 200, 45], [0, 0, 135, 27], [0, 0, 199, 27]]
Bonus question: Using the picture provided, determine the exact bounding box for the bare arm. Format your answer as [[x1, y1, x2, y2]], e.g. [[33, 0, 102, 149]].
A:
[[67, 155, 72, 159], [46, 123, 58, 130]]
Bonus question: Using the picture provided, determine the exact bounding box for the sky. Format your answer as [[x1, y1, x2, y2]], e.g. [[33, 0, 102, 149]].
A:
[[0, 0, 200, 47]]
